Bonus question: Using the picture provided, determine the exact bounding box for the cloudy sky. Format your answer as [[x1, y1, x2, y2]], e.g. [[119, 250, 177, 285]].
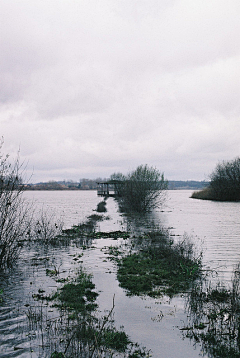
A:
[[1, 0, 240, 183]]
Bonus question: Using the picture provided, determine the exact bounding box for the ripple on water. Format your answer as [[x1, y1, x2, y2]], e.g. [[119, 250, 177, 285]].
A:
[[2, 190, 239, 357]]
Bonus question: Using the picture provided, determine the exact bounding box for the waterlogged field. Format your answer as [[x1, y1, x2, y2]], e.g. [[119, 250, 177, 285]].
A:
[[0, 190, 240, 357]]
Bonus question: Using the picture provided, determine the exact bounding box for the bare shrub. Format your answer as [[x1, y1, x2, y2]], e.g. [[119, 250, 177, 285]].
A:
[[32, 208, 64, 244], [96, 200, 107, 212], [111, 164, 168, 213], [0, 139, 31, 268]]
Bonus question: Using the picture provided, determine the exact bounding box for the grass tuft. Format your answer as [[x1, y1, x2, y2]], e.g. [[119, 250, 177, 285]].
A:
[[116, 231, 202, 297]]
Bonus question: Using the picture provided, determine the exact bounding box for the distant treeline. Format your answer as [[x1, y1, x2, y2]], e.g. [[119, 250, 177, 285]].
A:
[[24, 179, 101, 191], [24, 179, 208, 191], [168, 180, 208, 190]]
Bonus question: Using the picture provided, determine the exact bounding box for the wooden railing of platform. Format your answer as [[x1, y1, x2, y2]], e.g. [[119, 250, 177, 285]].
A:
[[96, 180, 123, 197]]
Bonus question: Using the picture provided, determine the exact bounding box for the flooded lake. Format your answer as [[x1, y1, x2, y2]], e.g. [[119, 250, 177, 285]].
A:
[[158, 190, 240, 282], [1, 190, 240, 357]]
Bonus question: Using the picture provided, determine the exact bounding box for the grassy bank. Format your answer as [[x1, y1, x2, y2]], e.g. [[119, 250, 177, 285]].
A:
[[191, 187, 215, 200], [191, 186, 240, 202]]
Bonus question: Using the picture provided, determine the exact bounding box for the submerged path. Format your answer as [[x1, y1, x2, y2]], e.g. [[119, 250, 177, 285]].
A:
[[0, 197, 205, 357]]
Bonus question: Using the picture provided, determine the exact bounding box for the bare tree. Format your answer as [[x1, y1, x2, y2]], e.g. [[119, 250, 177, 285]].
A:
[[112, 165, 168, 212], [0, 139, 31, 268]]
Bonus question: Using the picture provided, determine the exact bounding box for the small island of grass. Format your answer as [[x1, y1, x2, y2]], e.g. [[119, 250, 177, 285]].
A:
[[191, 157, 240, 202]]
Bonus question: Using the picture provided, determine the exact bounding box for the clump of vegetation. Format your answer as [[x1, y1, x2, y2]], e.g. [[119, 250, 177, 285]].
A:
[[51, 352, 65, 358], [191, 157, 240, 201], [62, 214, 104, 238], [191, 187, 215, 200], [30, 269, 150, 357], [61, 213, 129, 244], [111, 164, 168, 213], [116, 231, 202, 297], [56, 270, 98, 314], [92, 230, 130, 240], [96, 200, 107, 212], [182, 265, 240, 358]]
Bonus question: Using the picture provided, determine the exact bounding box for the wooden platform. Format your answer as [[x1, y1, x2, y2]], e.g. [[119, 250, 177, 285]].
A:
[[96, 180, 123, 197]]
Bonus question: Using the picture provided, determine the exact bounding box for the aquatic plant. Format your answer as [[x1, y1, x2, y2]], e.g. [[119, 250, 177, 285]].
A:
[[51, 352, 65, 358], [92, 230, 130, 240], [29, 268, 150, 357], [56, 270, 99, 314], [0, 288, 3, 302], [62, 214, 105, 239]]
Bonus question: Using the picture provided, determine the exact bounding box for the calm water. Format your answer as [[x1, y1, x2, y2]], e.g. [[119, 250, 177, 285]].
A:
[[157, 190, 240, 282], [0, 190, 240, 357]]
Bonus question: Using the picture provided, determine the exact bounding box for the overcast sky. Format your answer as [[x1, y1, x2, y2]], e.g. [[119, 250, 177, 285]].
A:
[[1, 0, 240, 183]]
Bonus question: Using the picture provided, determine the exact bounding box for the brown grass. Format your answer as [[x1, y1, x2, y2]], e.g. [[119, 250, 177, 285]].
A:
[[191, 187, 214, 200]]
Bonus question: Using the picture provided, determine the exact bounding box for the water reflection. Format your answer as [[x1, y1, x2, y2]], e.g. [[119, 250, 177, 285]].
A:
[[182, 263, 240, 357], [3, 190, 239, 357], [158, 190, 240, 282]]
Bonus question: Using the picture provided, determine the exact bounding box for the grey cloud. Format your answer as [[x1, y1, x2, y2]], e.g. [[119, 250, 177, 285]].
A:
[[0, 0, 240, 182]]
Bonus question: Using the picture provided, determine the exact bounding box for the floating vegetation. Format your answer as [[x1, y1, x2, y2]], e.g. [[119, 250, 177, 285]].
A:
[[0, 288, 3, 303]]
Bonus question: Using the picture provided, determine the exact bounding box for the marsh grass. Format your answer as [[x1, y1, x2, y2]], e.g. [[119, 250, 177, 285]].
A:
[[55, 270, 99, 314], [29, 268, 151, 358], [61, 213, 129, 247], [92, 231, 130, 240], [191, 187, 215, 200], [114, 230, 202, 297], [62, 214, 104, 238], [182, 265, 240, 357]]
